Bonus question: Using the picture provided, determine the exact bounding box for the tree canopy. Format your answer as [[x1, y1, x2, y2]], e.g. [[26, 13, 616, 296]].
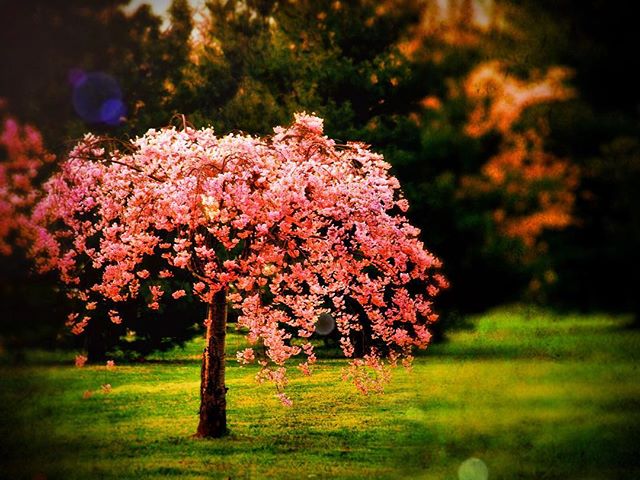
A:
[[31, 114, 446, 417]]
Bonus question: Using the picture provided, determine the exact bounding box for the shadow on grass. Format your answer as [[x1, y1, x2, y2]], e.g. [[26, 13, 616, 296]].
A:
[[391, 401, 640, 479]]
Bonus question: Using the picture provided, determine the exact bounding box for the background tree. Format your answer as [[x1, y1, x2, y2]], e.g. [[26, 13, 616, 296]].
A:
[[0, 109, 67, 354], [457, 60, 578, 301], [179, 0, 424, 135], [0, 0, 202, 358], [31, 114, 445, 437], [498, 0, 640, 320]]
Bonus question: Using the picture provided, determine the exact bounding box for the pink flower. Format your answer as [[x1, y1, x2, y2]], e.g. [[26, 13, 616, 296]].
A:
[[171, 289, 187, 299], [136, 269, 150, 279], [106, 360, 115, 369], [236, 348, 255, 364], [149, 285, 164, 300], [108, 309, 122, 324], [397, 198, 409, 212], [71, 316, 90, 335], [297, 362, 311, 376], [0, 116, 54, 255], [75, 354, 87, 368], [293, 112, 324, 134], [276, 392, 293, 407], [66, 313, 79, 327]]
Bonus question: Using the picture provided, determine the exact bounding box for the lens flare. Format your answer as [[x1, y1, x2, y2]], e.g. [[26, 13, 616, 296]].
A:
[[71, 71, 126, 125]]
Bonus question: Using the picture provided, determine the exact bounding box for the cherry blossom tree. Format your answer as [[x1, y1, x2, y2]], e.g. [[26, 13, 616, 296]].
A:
[[30, 113, 445, 438], [0, 110, 55, 255]]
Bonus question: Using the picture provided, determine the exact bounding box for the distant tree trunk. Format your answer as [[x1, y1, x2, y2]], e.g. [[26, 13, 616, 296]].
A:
[[85, 317, 106, 363], [196, 288, 228, 438]]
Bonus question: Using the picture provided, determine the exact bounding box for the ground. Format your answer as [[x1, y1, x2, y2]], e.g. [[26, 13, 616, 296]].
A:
[[1, 306, 639, 479]]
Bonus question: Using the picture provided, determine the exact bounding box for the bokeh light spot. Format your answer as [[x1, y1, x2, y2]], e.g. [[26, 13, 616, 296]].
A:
[[315, 312, 335, 335], [458, 457, 488, 480]]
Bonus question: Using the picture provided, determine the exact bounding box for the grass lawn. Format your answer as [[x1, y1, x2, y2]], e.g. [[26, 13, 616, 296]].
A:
[[1, 306, 639, 479]]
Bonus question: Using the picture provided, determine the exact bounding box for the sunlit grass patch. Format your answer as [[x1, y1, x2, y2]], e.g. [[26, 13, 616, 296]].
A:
[[1, 306, 638, 479]]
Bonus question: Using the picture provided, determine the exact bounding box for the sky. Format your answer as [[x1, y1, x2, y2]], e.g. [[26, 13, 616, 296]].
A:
[[124, 0, 207, 31], [125, 0, 178, 15], [124, 0, 492, 29], [124, 0, 206, 19]]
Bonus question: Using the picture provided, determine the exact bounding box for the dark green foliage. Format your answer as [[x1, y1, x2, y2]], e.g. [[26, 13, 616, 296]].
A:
[[178, 0, 423, 135]]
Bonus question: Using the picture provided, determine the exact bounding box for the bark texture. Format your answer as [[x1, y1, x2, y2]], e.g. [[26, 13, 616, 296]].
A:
[[196, 288, 228, 438]]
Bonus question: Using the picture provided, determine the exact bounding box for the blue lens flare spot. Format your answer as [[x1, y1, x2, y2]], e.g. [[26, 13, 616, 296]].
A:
[[68, 68, 87, 87], [71, 72, 126, 126], [100, 98, 126, 125]]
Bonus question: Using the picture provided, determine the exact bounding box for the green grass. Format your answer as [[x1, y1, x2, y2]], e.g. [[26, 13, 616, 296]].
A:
[[1, 306, 639, 479]]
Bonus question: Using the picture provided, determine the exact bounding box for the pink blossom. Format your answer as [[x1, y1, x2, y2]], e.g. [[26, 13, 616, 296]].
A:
[[136, 269, 150, 279], [297, 362, 312, 376], [159, 269, 173, 278], [236, 348, 255, 364], [75, 354, 87, 368], [108, 309, 122, 324], [149, 285, 164, 300], [276, 392, 293, 407], [0, 115, 55, 255], [171, 289, 187, 299]]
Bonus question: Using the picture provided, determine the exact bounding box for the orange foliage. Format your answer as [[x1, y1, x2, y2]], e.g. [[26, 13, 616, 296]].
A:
[[420, 95, 442, 110], [460, 62, 578, 249], [464, 61, 574, 137], [397, 0, 497, 58]]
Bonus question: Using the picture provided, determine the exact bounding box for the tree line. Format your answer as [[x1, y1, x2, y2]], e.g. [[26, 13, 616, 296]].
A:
[[1, 0, 637, 359]]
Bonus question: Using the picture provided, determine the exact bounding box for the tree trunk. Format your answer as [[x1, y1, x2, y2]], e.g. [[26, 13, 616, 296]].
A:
[[196, 288, 228, 438], [85, 317, 107, 363]]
